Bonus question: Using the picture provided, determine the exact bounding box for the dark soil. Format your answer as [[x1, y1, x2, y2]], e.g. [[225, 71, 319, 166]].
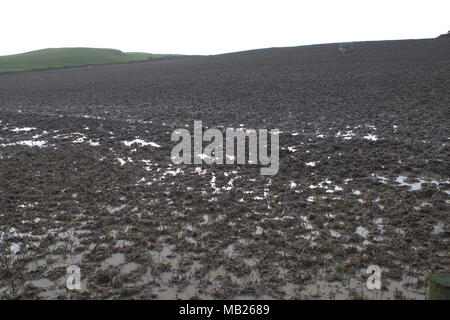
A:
[[0, 38, 449, 299]]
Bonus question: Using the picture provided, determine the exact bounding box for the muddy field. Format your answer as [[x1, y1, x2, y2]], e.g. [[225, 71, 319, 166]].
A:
[[0, 38, 449, 299]]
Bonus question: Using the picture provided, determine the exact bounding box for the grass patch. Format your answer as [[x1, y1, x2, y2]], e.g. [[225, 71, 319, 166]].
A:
[[0, 47, 182, 73]]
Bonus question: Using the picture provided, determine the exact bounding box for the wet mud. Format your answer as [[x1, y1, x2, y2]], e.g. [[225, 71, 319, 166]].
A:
[[0, 38, 449, 299]]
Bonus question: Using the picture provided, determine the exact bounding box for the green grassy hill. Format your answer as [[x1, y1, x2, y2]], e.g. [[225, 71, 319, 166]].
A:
[[0, 47, 181, 73]]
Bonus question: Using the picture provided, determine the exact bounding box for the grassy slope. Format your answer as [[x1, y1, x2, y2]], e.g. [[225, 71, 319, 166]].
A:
[[0, 47, 181, 73]]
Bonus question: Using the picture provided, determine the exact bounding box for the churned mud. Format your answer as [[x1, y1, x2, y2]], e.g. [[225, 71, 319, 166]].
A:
[[0, 38, 449, 299]]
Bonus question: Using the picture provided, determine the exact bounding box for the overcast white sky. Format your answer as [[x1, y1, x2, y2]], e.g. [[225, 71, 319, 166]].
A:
[[1, 0, 449, 56]]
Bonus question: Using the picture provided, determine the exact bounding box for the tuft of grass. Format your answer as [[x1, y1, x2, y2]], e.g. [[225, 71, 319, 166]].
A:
[[0, 47, 183, 73]]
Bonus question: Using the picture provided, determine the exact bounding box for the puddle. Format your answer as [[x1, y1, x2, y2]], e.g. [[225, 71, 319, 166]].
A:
[[432, 223, 445, 235], [121, 262, 140, 275], [355, 226, 369, 238], [395, 176, 423, 191], [123, 139, 161, 148], [363, 134, 378, 141], [29, 279, 54, 289], [330, 230, 341, 238], [12, 127, 36, 132], [102, 253, 126, 268]]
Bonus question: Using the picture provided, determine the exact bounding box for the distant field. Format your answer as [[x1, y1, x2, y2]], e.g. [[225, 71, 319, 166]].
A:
[[0, 47, 182, 73]]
